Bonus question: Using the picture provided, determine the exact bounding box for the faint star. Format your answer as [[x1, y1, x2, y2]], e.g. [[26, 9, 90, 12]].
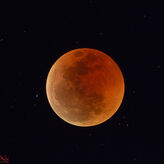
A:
[[99, 32, 104, 37], [9, 105, 15, 109], [34, 103, 37, 107], [156, 65, 161, 69], [152, 65, 161, 70], [12, 98, 17, 102], [35, 94, 39, 98], [89, 0, 96, 5], [0, 38, 4, 42], [100, 143, 105, 146], [132, 90, 136, 94], [23, 29, 28, 33]]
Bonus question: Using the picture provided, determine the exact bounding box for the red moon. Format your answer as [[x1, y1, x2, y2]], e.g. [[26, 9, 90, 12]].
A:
[[46, 48, 125, 127]]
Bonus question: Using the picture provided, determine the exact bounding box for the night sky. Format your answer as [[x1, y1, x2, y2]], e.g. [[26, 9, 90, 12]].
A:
[[1, 0, 163, 163]]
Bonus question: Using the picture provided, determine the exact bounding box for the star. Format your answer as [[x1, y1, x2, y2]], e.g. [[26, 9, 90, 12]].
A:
[[99, 143, 105, 147], [98, 31, 104, 37], [9, 105, 15, 109], [33, 103, 38, 107], [118, 122, 121, 126], [152, 65, 161, 70], [0, 37, 4, 42], [75, 41, 79, 45], [156, 65, 161, 69], [132, 90, 136, 94]]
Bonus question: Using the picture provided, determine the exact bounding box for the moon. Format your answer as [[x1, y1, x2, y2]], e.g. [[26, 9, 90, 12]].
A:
[[46, 48, 125, 127]]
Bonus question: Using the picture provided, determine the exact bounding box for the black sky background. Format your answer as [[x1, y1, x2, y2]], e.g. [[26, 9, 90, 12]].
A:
[[1, 0, 163, 163]]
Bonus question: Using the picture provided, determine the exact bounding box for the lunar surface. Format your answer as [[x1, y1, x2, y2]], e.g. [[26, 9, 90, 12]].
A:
[[46, 48, 125, 127]]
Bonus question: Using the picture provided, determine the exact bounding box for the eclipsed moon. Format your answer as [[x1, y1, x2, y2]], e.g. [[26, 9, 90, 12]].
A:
[[46, 48, 125, 127]]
